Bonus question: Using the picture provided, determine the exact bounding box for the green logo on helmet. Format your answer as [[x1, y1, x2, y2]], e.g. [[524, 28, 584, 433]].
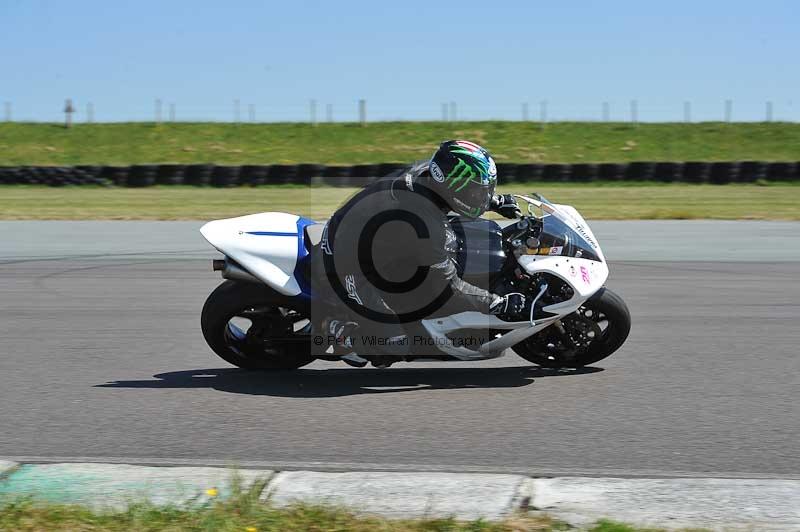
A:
[[445, 158, 477, 191], [445, 155, 495, 192]]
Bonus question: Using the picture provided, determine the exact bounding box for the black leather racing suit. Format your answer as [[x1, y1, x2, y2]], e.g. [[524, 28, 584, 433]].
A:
[[311, 163, 499, 355]]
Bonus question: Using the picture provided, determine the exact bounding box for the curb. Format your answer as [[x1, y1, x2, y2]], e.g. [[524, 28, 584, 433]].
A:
[[0, 462, 272, 510], [262, 470, 530, 521], [0, 461, 798, 529], [530, 477, 800, 531], [0, 460, 18, 478]]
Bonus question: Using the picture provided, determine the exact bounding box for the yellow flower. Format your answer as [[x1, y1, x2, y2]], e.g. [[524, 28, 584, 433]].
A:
[[205, 487, 218, 497], [245, 527, 258, 532]]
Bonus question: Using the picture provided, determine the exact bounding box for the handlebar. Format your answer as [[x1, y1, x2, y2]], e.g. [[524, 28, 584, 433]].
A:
[[501, 216, 542, 255]]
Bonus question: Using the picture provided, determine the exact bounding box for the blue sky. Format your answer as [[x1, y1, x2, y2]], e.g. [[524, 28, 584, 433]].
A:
[[1, 0, 797, 122]]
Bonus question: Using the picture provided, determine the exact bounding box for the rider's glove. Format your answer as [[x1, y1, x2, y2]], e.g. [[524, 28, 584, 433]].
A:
[[489, 292, 527, 320], [490, 194, 522, 219]]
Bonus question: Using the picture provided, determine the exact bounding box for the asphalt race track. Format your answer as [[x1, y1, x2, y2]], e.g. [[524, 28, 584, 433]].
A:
[[1, 221, 798, 478]]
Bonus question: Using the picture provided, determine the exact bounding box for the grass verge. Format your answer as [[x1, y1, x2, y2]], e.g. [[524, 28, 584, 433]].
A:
[[1, 121, 799, 165], [0, 183, 798, 221], [0, 494, 692, 532]]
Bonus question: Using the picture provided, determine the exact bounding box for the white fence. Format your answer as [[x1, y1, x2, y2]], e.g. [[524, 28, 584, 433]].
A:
[[2, 99, 796, 124]]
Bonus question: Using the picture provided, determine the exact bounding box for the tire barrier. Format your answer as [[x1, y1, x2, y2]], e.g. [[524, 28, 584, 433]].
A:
[[737, 161, 767, 183], [211, 165, 241, 187], [654, 162, 682, 183], [102, 166, 129, 186], [349, 164, 378, 177], [127, 165, 158, 188], [348, 164, 379, 187], [268, 164, 297, 185], [495, 163, 518, 182], [541, 163, 568, 182], [75, 165, 108, 185], [1, 161, 798, 187], [624, 161, 656, 182], [156, 164, 186, 186], [766, 162, 796, 182], [377, 163, 405, 177], [0, 166, 21, 184], [570, 163, 597, 183], [322, 165, 351, 187], [682, 162, 709, 184], [240, 165, 270, 186], [597, 163, 626, 181], [515, 163, 543, 182], [709, 162, 737, 185], [184, 164, 213, 186], [296, 164, 325, 186]]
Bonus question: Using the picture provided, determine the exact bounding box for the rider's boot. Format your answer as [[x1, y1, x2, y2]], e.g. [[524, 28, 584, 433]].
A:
[[341, 353, 368, 368], [324, 319, 367, 367]]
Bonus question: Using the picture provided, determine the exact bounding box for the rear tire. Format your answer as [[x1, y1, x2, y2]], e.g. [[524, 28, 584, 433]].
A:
[[513, 287, 631, 368], [201, 280, 314, 370]]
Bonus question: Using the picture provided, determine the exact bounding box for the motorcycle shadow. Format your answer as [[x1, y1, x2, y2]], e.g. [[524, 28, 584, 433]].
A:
[[97, 365, 603, 398]]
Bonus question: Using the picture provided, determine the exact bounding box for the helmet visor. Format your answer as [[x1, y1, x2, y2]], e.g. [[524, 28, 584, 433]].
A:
[[451, 184, 494, 218]]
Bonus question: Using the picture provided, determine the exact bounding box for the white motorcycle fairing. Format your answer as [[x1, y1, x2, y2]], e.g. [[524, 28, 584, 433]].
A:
[[420, 197, 609, 360], [200, 212, 315, 297]]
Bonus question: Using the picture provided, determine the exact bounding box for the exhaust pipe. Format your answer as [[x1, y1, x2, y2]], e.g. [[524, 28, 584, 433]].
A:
[[212, 258, 260, 283]]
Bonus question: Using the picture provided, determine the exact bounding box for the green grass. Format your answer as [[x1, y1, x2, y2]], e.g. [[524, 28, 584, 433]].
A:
[[0, 495, 537, 532], [0, 494, 698, 532], [0, 183, 798, 220], [1, 122, 799, 165]]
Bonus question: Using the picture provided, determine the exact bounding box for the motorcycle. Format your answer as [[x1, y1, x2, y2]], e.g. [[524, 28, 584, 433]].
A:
[[199, 193, 631, 370]]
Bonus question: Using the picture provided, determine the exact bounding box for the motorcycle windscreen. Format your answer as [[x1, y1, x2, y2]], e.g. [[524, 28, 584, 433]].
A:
[[537, 214, 601, 262]]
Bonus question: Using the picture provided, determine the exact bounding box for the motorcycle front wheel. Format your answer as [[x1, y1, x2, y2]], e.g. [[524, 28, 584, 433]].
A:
[[513, 287, 631, 368], [201, 280, 314, 370]]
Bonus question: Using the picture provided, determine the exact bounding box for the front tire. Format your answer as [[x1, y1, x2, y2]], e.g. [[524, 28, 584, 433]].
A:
[[201, 280, 314, 370], [513, 287, 631, 368]]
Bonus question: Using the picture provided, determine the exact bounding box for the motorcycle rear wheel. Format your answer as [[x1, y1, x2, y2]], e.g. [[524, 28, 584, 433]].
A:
[[201, 280, 314, 370], [513, 287, 631, 368]]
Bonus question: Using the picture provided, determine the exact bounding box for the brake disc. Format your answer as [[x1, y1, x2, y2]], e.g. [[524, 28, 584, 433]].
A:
[[562, 312, 603, 350]]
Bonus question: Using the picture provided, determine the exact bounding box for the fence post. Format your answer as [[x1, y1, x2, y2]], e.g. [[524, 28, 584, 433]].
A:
[[64, 99, 75, 128], [86, 102, 94, 123], [602, 101, 610, 122], [539, 100, 547, 130], [765, 101, 773, 122], [155, 98, 162, 123], [358, 99, 366, 126], [724, 99, 732, 122], [683, 101, 691, 123]]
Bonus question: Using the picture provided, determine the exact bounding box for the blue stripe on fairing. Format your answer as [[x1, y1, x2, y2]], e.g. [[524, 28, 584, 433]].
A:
[[244, 221, 315, 298], [245, 231, 298, 237]]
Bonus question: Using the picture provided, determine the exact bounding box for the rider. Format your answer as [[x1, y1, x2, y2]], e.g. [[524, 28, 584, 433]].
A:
[[313, 140, 526, 367]]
